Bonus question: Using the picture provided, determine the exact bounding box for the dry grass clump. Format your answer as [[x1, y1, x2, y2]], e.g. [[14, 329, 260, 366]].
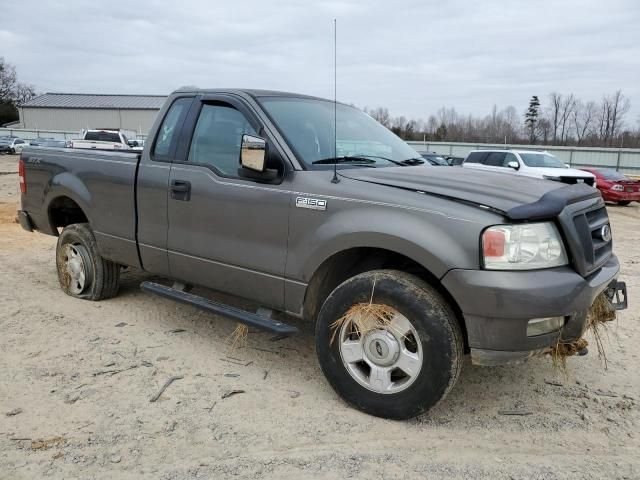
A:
[[330, 302, 398, 344], [550, 293, 617, 372], [226, 323, 248, 353]]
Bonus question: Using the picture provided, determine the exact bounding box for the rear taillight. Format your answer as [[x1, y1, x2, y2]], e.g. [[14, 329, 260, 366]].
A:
[[19, 158, 26, 194]]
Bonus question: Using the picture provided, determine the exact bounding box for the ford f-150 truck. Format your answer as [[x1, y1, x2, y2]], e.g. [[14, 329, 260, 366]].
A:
[[18, 89, 628, 419]]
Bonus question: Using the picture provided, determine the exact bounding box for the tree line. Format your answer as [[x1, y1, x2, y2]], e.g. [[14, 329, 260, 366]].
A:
[[0, 57, 37, 126], [365, 90, 638, 149]]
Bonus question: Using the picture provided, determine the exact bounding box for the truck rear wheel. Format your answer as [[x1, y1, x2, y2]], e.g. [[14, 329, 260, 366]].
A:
[[56, 223, 120, 300], [315, 270, 463, 420]]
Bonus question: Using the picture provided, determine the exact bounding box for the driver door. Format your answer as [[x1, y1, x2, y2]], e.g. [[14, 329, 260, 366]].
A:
[[166, 97, 291, 309]]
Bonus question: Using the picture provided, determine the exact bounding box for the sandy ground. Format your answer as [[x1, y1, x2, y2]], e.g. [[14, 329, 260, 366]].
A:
[[0, 153, 638, 480]]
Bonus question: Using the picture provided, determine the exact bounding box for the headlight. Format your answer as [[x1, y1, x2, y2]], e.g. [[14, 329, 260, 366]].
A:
[[543, 175, 562, 181], [611, 184, 624, 191], [482, 222, 568, 270]]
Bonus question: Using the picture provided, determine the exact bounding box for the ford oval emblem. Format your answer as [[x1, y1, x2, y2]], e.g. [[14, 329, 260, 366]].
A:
[[601, 225, 611, 242]]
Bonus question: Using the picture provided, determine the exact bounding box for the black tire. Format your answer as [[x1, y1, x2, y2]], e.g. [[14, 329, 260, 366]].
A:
[[10, 148, 15, 155], [617, 201, 631, 206], [315, 270, 463, 420], [56, 223, 120, 300]]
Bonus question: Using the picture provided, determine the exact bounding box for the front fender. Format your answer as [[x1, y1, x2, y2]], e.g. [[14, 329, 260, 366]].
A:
[[291, 207, 482, 282]]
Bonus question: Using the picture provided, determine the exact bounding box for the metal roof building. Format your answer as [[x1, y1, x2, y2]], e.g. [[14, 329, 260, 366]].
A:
[[17, 93, 167, 135]]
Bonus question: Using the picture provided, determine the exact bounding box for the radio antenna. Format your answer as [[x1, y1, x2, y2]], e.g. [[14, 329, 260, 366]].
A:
[[331, 18, 340, 184]]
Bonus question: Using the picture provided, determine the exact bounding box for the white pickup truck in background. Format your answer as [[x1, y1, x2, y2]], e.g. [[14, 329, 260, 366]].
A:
[[71, 129, 131, 150]]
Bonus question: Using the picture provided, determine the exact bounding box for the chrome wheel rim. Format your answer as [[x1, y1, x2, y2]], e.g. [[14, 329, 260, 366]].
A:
[[63, 244, 88, 294], [338, 307, 422, 394]]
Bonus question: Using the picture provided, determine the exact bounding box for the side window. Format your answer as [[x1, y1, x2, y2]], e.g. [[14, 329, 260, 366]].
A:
[[465, 152, 486, 163], [483, 152, 506, 167], [503, 152, 518, 167], [153, 97, 192, 158], [188, 103, 257, 176]]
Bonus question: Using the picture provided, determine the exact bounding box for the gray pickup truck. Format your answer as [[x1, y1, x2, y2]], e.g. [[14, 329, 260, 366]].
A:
[[18, 89, 627, 419]]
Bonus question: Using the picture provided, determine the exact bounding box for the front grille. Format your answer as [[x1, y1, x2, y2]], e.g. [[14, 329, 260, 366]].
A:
[[572, 206, 612, 275], [559, 176, 595, 187]]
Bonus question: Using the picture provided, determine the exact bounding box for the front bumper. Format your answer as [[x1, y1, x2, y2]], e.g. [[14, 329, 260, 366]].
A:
[[441, 255, 625, 366]]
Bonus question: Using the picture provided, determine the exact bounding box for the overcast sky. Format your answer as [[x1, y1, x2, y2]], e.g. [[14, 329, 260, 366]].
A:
[[3, 0, 639, 124]]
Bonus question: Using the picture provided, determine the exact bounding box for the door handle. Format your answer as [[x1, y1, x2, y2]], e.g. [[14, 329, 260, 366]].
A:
[[170, 180, 191, 201]]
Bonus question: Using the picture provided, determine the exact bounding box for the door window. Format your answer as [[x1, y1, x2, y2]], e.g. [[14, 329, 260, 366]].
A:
[[483, 152, 507, 167], [188, 104, 257, 176], [153, 97, 192, 159], [465, 151, 487, 163]]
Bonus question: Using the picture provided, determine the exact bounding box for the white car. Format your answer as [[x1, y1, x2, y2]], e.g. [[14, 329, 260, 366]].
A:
[[71, 129, 130, 150], [462, 149, 596, 186], [0, 137, 28, 154]]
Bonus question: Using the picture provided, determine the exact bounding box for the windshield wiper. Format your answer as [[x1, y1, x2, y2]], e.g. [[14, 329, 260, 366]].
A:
[[398, 157, 426, 166], [312, 156, 378, 166]]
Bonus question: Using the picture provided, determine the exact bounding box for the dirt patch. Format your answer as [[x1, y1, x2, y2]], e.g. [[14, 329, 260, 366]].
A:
[[0, 202, 18, 224]]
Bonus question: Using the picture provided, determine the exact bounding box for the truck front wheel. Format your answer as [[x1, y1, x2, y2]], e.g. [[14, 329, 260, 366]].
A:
[[315, 270, 463, 420], [56, 223, 120, 300]]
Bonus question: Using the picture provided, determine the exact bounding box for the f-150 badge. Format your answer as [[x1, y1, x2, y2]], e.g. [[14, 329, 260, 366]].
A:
[[296, 197, 327, 211]]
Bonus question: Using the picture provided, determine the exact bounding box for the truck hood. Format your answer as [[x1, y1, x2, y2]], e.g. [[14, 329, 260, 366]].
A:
[[524, 166, 595, 178], [340, 166, 600, 220]]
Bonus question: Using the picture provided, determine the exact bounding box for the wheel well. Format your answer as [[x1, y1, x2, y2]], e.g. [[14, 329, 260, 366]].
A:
[[303, 247, 469, 351], [48, 196, 88, 232]]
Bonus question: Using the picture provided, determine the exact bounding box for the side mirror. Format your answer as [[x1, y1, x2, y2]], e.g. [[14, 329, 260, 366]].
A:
[[240, 134, 267, 172], [238, 134, 279, 182], [507, 161, 519, 170]]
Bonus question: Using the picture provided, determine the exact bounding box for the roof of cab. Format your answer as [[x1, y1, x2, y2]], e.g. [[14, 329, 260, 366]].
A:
[[171, 88, 332, 102]]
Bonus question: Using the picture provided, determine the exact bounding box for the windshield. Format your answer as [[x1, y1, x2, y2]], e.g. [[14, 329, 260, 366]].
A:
[[259, 97, 422, 168], [599, 169, 628, 180], [519, 152, 566, 168]]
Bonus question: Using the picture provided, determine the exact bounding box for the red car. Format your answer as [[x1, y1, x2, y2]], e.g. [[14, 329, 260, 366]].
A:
[[580, 167, 640, 205]]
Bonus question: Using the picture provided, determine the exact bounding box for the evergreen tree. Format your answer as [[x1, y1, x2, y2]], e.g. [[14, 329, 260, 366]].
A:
[[524, 95, 540, 144]]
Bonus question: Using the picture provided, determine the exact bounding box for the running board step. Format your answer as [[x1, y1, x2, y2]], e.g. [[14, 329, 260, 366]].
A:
[[140, 281, 299, 337]]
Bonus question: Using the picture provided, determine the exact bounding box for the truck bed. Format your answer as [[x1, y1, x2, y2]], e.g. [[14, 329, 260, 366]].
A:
[[20, 146, 142, 267]]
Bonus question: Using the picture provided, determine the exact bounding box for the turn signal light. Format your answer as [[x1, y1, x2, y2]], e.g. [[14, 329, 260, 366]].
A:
[[482, 230, 505, 257]]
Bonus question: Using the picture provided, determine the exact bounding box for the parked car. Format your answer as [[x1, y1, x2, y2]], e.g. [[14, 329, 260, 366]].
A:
[[30, 137, 55, 146], [17, 88, 627, 420], [420, 153, 449, 166], [71, 129, 130, 150], [580, 167, 640, 206], [444, 155, 464, 166], [462, 149, 596, 186], [0, 136, 28, 154], [31, 138, 71, 148]]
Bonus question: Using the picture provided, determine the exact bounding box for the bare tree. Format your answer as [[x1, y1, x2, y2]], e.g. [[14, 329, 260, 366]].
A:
[[609, 90, 630, 143], [548, 92, 562, 142], [558, 94, 576, 144], [15, 83, 36, 104], [368, 107, 391, 128], [572, 100, 596, 145], [0, 57, 18, 102]]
